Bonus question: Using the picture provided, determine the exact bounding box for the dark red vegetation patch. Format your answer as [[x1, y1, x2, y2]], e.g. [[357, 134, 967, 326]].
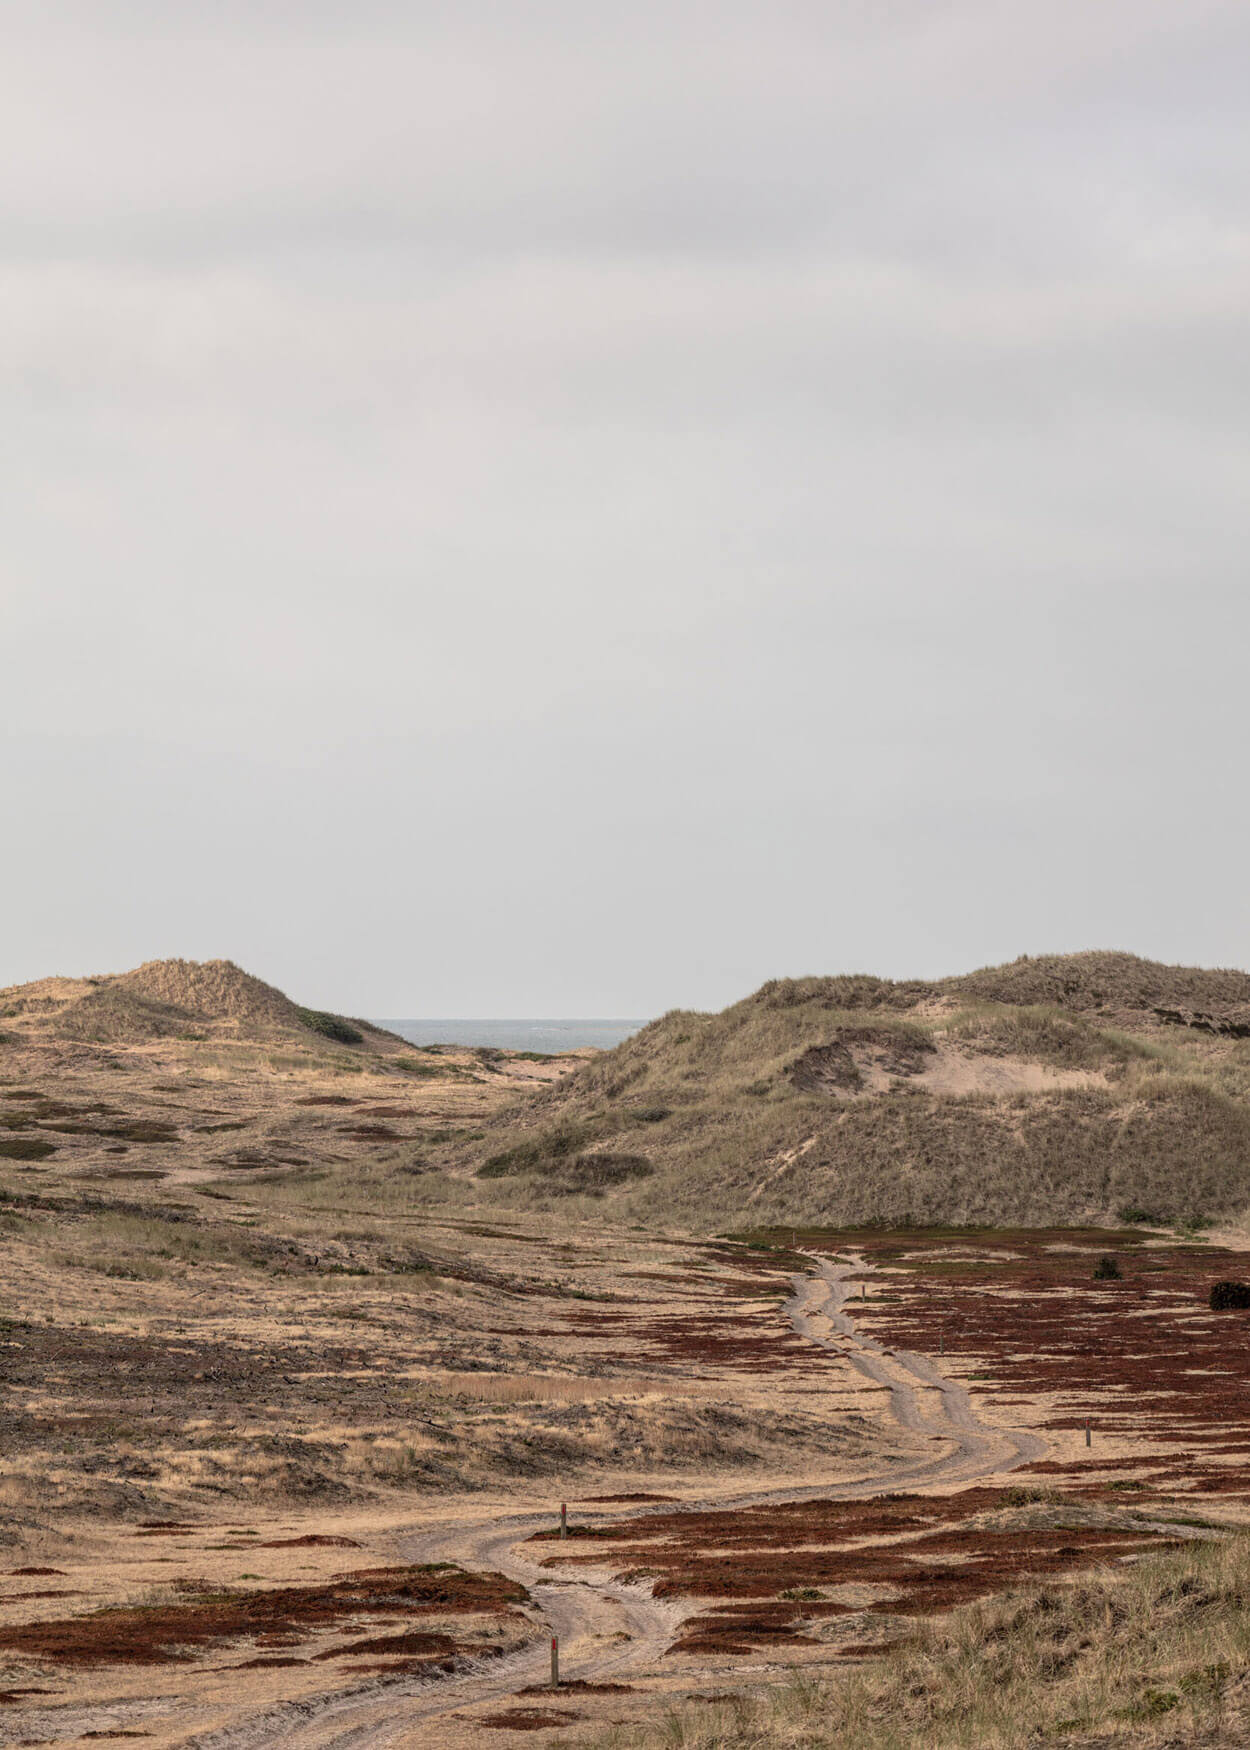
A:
[[581, 1493, 677, 1504], [533, 1486, 1178, 1658], [825, 1231, 1250, 1464], [562, 1301, 815, 1371], [0, 1564, 528, 1668], [259, 1535, 362, 1548], [518, 1680, 635, 1695], [312, 1630, 459, 1661], [479, 1707, 581, 1730], [351, 1656, 462, 1675]]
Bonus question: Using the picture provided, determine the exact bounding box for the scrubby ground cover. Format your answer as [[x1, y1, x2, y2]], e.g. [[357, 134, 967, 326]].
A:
[[531, 1486, 1185, 1660], [772, 1227, 1250, 1497], [0, 959, 574, 1190], [0, 1179, 894, 1742], [562, 1227, 1250, 1750], [581, 1532, 1250, 1749]]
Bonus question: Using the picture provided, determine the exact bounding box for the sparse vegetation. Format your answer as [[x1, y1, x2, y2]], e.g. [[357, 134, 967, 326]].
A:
[[583, 1534, 1250, 1750]]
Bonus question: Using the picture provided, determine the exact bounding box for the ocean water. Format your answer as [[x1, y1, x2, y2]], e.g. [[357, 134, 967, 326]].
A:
[[375, 1018, 649, 1053]]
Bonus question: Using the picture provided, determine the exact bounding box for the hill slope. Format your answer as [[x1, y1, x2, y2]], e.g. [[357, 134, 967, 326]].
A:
[[0, 957, 398, 1050], [455, 952, 1250, 1229]]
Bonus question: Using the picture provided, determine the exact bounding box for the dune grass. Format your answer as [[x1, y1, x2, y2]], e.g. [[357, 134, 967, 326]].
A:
[[444, 967, 1250, 1231], [582, 1532, 1250, 1749]]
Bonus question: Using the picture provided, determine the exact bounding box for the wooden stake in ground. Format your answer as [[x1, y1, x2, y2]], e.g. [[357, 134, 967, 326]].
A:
[[1085, 1418, 1092, 1448], [560, 1501, 567, 1538], [551, 1635, 559, 1687]]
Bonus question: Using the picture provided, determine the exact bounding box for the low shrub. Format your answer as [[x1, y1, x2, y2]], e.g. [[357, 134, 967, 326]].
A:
[[552, 1153, 653, 1192], [1209, 1280, 1250, 1311], [0, 1137, 56, 1160], [478, 1123, 596, 1179], [296, 1008, 364, 1046], [1093, 1256, 1122, 1280]]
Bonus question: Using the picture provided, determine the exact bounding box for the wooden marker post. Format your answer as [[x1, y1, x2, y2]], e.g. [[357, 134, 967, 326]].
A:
[[559, 1501, 567, 1538], [1085, 1418, 1092, 1448], [551, 1635, 559, 1686]]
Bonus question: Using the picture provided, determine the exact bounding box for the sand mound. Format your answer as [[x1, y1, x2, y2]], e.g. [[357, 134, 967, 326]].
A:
[[1, 958, 379, 1049], [116, 960, 300, 1030]]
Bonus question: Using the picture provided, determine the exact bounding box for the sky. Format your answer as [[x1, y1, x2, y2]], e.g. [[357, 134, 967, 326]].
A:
[[3, 1, 1249, 1016]]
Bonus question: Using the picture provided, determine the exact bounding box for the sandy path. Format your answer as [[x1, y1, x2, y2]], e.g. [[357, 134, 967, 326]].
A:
[[181, 1254, 1046, 1749]]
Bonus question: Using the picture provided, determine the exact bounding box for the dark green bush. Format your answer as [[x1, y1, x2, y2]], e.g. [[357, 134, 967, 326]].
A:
[[296, 1008, 364, 1046], [1093, 1255, 1121, 1280]]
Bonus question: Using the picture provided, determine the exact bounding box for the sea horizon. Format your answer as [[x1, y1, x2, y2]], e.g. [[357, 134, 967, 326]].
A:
[[374, 1017, 649, 1052]]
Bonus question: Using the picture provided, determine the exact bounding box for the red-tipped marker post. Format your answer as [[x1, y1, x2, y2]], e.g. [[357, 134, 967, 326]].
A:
[[551, 1634, 559, 1686], [559, 1501, 567, 1538]]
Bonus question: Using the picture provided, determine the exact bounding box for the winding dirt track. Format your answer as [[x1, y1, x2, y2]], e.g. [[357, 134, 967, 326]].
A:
[[186, 1255, 1046, 1750]]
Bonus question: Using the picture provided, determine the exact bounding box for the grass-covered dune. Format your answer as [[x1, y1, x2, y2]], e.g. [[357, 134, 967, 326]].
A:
[[453, 952, 1250, 1230]]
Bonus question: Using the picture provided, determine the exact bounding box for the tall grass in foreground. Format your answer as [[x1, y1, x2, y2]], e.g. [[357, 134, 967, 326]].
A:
[[582, 1535, 1250, 1749]]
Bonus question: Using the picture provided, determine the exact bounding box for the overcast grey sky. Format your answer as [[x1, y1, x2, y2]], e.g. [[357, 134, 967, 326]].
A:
[[3, 1, 1248, 1015]]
